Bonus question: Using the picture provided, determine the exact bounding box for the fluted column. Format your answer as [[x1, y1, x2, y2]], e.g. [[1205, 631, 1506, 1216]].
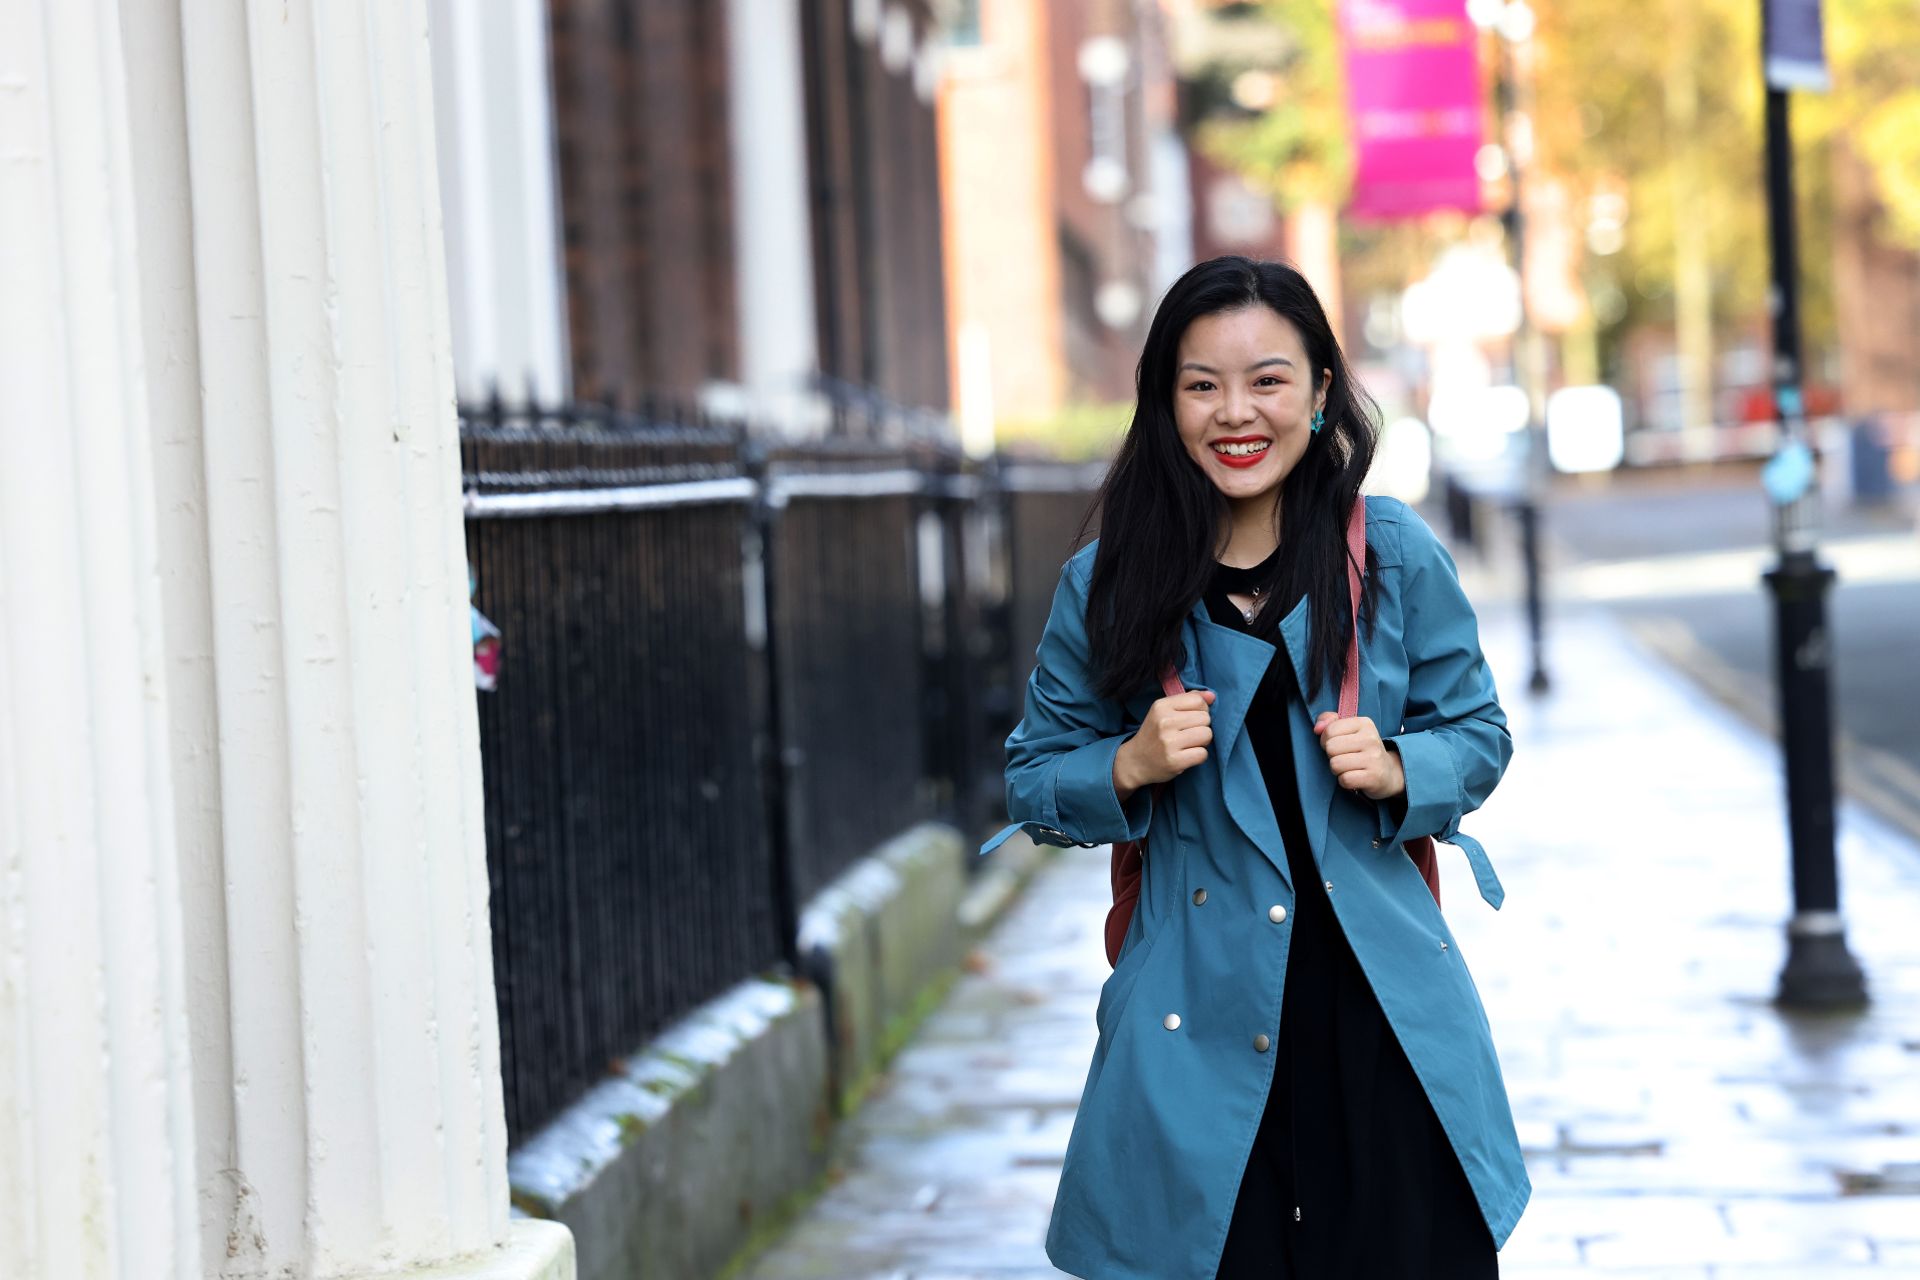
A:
[[156, 2, 570, 1275], [1, 1, 574, 1276], [0, 2, 203, 1277]]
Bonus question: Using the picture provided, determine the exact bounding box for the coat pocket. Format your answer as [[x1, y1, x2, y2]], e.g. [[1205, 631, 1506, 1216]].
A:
[[1094, 925, 1159, 1034]]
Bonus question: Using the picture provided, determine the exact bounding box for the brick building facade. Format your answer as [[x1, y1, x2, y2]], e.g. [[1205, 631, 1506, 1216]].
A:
[[546, 0, 740, 408], [541, 0, 950, 418], [801, 0, 951, 412], [939, 0, 1189, 434]]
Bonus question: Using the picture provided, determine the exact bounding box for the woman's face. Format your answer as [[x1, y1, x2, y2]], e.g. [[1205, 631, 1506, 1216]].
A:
[[1172, 306, 1330, 507]]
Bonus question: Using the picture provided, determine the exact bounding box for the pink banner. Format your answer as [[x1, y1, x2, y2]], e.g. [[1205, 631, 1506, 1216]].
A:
[[1341, 0, 1484, 220]]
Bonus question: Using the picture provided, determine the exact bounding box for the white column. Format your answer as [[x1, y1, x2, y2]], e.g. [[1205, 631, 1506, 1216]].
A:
[[727, 0, 825, 434], [162, 2, 571, 1274], [0, 1, 576, 1276], [427, 0, 571, 406], [0, 3, 201, 1276]]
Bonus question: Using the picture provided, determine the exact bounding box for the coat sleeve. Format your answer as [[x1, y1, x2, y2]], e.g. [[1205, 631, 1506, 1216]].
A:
[[1378, 510, 1512, 850], [999, 559, 1155, 850]]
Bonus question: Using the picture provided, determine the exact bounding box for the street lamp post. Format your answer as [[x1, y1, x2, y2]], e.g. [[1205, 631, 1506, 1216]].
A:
[[1476, 0, 1552, 695], [1759, 0, 1866, 1010]]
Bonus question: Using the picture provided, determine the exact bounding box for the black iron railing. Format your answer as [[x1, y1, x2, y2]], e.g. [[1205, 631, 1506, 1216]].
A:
[[461, 400, 1097, 1141]]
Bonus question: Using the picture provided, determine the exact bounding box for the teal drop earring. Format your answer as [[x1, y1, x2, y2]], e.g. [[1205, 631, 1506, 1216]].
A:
[[1310, 408, 1326, 434]]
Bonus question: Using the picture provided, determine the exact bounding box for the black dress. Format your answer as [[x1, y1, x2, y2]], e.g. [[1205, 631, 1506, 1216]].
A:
[[1208, 554, 1497, 1279]]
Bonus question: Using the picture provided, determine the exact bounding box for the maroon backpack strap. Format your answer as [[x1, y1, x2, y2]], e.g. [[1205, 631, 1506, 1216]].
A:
[[1105, 665, 1188, 966], [1338, 495, 1366, 720]]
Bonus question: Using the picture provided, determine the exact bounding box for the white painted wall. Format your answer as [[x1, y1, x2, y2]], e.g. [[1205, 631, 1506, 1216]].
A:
[[726, 0, 826, 434], [428, 0, 571, 406], [1149, 126, 1196, 296]]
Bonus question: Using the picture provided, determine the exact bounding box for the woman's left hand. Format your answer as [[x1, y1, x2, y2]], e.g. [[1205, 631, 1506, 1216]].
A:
[[1314, 712, 1406, 800]]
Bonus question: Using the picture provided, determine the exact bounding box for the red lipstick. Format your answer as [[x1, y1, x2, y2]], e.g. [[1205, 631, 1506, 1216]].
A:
[[1208, 435, 1273, 469]]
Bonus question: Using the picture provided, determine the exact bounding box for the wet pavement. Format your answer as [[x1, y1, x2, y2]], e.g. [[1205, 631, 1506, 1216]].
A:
[[743, 607, 1920, 1279]]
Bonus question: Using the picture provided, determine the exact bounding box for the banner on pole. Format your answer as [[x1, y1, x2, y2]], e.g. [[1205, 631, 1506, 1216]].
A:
[[1341, 0, 1484, 220], [1764, 0, 1828, 92]]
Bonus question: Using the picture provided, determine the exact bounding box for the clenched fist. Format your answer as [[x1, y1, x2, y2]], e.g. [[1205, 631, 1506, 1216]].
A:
[[1314, 712, 1406, 800], [1113, 690, 1218, 801]]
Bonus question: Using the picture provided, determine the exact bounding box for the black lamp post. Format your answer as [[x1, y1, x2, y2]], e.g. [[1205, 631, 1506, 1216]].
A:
[[1759, 0, 1866, 1010], [1474, 0, 1552, 696]]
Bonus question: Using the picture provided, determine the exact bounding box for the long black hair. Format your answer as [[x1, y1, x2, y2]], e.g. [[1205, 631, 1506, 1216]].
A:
[[1081, 255, 1380, 701]]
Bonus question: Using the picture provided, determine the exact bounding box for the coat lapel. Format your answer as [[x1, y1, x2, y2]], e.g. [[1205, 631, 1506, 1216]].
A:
[[1278, 594, 1339, 872], [1184, 608, 1292, 888]]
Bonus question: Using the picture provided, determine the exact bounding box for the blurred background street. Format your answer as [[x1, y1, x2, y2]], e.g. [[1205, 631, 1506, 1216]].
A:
[[9, 0, 1920, 1278], [1538, 468, 1920, 838]]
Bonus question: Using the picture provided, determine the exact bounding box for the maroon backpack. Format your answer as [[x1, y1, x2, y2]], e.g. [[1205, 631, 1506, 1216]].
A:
[[1104, 499, 1440, 966]]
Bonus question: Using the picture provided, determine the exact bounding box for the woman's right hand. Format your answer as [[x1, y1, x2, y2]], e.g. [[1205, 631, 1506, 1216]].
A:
[[1113, 690, 1217, 801]]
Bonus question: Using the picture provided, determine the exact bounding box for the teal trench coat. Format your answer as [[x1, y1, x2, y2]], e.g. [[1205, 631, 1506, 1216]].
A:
[[981, 497, 1528, 1279]]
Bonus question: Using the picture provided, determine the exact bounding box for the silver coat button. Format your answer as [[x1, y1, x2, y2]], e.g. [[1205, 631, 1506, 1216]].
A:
[[1440, 941, 1449, 952], [1294, 1206, 1302, 1222], [1371, 837, 1383, 848], [1324, 880, 1334, 893], [1163, 1013, 1182, 1031], [1193, 888, 1208, 906], [1269, 905, 1287, 923], [1253, 1033, 1271, 1052]]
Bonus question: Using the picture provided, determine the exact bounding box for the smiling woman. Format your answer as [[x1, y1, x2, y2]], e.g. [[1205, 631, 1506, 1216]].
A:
[[1175, 308, 1325, 498], [1080, 258, 1382, 706], [992, 256, 1526, 1279]]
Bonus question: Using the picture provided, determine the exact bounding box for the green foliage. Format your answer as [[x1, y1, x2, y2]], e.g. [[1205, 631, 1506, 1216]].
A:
[[996, 401, 1131, 461], [1810, 0, 1920, 245], [1529, 0, 1920, 374], [1529, 0, 1772, 339], [1857, 99, 1920, 243], [1193, 0, 1352, 208], [1187, 0, 1920, 384]]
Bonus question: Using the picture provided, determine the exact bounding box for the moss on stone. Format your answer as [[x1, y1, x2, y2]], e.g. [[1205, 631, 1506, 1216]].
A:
[[614, 1111, 649, 1145], [712, 1167, 837, 1280], [508, 1187, 558, 1219], [836, 966, 958, 1116]]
